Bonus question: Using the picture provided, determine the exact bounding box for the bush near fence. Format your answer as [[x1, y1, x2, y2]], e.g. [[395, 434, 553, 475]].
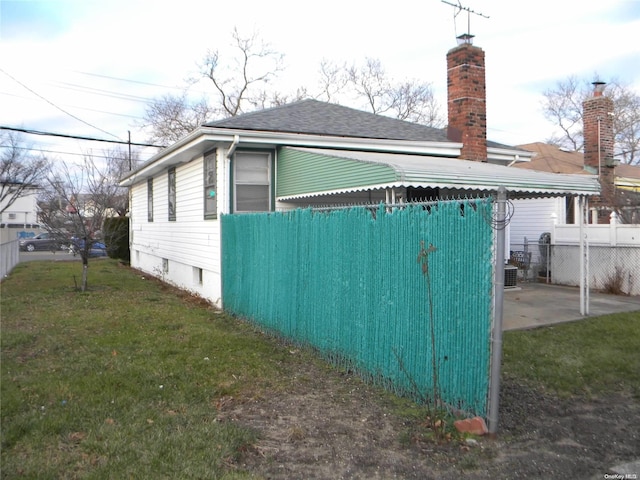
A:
[[222, 199, 495, 417]]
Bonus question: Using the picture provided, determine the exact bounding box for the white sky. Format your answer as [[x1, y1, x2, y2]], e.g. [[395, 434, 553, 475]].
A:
[[1, 0, 639, 165]]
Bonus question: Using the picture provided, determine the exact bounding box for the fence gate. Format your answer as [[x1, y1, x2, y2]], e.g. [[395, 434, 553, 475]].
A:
[[221, 198, 495, 417]]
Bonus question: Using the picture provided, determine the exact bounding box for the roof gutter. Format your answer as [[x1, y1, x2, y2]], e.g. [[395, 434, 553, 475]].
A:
[[119, 127, 465, 187]]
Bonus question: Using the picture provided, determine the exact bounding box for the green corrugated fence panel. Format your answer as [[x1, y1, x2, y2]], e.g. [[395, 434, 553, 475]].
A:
[[221, 198, 494, 416]]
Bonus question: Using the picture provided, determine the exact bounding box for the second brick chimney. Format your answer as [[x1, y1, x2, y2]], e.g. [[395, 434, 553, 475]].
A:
[[583, 81, 616, 223], [447, 36, 487, 162]]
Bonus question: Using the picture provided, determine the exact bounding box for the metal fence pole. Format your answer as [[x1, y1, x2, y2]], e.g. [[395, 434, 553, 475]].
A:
[[488, 186, 506, 435]]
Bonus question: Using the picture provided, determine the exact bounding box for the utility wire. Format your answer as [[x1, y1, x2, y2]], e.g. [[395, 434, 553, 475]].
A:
[[1, 126, 166, 148], [0, 144, 154, 162], [0, 91, 144, 120], [72, 70, 185, 90], [0, 67, 123, 141]]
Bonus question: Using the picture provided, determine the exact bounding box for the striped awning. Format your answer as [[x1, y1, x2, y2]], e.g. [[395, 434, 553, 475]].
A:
[[276, 147, 601, 200]]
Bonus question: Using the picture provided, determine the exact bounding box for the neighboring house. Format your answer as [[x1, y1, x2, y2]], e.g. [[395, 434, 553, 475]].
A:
[[508, 144, 588, 252], [0, 184, 41, 244], [120, 37, 600, 306], [509, 112, 640, 254]]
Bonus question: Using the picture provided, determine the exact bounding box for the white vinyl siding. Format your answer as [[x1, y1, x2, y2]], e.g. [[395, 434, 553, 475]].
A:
[[509, 197, 565, 248], [129, 155, 223, 305]]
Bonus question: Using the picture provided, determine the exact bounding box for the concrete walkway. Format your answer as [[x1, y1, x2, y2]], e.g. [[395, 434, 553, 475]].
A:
[[503, 282, 640, 330]]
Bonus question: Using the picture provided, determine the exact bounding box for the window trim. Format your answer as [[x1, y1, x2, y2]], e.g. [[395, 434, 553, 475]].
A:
[[203, 149, 218, 220], [231, 150, 274, 213], [147, 177, 154, 222], [168, 167, 176, 221]]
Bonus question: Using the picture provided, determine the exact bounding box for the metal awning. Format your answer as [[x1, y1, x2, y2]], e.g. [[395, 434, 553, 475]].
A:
[[276, 147, 601, 200]]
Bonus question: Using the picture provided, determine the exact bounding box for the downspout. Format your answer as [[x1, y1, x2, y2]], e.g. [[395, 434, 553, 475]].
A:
[[225, 135, 240, 214], [488, 186, 507, 436], [226, 134, 240, 159], [220, 134, 240, 310], [506, 154, 520, 167]]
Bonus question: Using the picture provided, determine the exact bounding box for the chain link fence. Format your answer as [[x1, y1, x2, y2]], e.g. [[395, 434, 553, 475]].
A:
[[509, 241, 640, 295], [508, 241, 550, 284]]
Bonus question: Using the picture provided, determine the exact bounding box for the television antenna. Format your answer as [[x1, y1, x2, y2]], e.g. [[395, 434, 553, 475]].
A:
[[441, 0, 489, 39]]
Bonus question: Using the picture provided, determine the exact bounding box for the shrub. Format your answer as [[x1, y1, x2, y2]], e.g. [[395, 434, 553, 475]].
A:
[[601, 265, 627, 295], [103, 217, 130, 262]]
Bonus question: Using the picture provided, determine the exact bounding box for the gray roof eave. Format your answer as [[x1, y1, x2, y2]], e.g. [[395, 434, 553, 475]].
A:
[[119, 127, 463, 186]]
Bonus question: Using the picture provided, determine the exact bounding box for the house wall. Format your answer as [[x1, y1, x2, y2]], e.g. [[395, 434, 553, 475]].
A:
[[509, 197, 564, 248], [0, 189, 42, 244], [129, 149, 227, 306]]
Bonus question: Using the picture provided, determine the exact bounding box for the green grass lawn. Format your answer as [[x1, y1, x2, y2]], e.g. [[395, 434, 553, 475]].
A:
[[503, 310, 640, 398], [2, 259, 639, 478], [1, 260, 293, 479]]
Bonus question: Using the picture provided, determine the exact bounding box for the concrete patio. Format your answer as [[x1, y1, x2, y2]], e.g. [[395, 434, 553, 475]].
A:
[[503, 282, 640, 331]]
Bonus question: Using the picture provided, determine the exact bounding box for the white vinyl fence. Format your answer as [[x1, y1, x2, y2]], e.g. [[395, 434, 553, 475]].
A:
[[1, 239, 20, 281]]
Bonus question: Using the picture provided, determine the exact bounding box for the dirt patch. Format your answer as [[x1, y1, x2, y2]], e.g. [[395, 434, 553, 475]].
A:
[[219, 357, 640, 479]]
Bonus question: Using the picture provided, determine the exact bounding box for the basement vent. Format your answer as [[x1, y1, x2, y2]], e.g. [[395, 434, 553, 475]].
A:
[[505, 265, 517, 288]]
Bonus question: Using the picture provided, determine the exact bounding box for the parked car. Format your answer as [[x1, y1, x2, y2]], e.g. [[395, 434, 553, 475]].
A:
[[69, 237, 108, 257], [19, 233, 66, 252]]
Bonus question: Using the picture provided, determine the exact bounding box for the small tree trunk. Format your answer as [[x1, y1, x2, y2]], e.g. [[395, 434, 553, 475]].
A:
[[81, 259, 89, 292]]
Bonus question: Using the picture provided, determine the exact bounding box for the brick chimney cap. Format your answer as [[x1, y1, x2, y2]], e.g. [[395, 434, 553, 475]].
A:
[[456, 33, 475, 45], [592, 81, 606, 97]]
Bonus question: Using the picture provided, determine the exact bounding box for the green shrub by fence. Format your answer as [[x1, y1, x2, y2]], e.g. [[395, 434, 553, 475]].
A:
[[221, 199, 494, 416]]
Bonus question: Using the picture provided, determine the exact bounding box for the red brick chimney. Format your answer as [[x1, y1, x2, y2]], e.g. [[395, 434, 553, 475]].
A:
[[447, 35, 487, 162], [583, 81, 616, 223]]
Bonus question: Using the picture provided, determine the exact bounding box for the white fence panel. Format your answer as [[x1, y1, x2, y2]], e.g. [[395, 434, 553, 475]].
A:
[[1, 240, 20, 280]]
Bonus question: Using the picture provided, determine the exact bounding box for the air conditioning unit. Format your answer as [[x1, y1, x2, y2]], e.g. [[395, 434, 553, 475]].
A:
[[505, 265, 517, 288]]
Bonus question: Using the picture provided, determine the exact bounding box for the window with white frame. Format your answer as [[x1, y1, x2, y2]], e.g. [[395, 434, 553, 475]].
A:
[[233, 151, 271, 212], [204, 150, 217, 219]]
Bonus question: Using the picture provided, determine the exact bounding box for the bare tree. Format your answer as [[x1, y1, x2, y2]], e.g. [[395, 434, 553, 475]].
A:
[[0, 131, 47, 214], [252, 87, 310, 110], [142, 93, 215, 146], [347, 58, 392, 115], [344, 58, 445, 127], [142, 28, 286, 145], [198, 27, 285, 117], [39, 154, 129, 291], [612, 85, 640, 165], [542, 75, 640, 165], [143, 29, 445, 145], [317, 59, 348, 103], [389, 81, 445, 127]]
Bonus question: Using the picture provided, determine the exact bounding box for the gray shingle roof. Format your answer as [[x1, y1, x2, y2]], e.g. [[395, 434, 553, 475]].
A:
[[205, 99, 451, 142]]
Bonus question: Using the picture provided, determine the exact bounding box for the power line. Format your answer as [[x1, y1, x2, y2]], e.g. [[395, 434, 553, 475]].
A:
[[0, 90, 145, 121], [1, 126, 166, 148], [0, 144, 154, 162], [51, 80, 155, 103], [72, 70, 186, 91], [0, 68, 123, 141]]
